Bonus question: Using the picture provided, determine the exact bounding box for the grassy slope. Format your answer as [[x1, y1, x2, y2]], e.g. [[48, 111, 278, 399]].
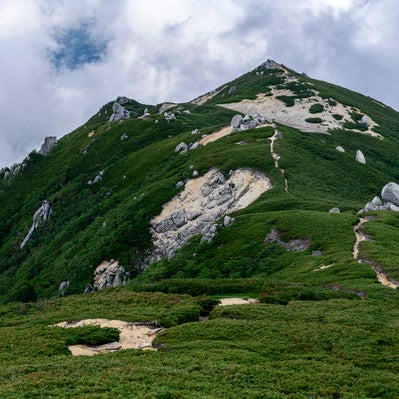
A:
[[1, 64, 399, 397]]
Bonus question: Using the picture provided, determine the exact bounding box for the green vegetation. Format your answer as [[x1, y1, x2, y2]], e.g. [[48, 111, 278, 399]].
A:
[[309, 103, 324, 113], [1, 61, 399, 396], [333, 113, 343, 120], [305, 117, 323, 123]]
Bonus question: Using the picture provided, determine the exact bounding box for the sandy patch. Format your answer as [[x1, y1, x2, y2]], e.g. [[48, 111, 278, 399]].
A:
[[219, 87, 381, 137], [218, 298, 259, 306], [191, 86, 228, 106], [54, 319, 162, 356], [199, 126, 232, 146]]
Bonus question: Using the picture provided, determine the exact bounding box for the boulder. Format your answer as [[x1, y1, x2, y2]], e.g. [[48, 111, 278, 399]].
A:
[[336, 146, 345, 153], [175, 142, 188, 153], [109, 99, 131, 122], [38, 136, 57, 155], [381, 182, 399, 207], [360, 115, 370, 126], [58, 280, 69, 296], [329, 208, 340, 214], [93, 260, 128, 290], [364, 196, 383, 212], [231, 114, 243, 128], [191, 128, 199, 135], [20, 200, 52, 249], [355, 150, 366, 164]]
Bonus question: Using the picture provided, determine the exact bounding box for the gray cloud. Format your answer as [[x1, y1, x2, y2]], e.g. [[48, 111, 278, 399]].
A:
[[0, 0, 398, 168]]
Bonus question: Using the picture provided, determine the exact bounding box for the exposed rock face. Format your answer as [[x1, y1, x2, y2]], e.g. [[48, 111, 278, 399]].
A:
[[93, 260, 128, 290], [356, 150, 366, 164], [264, 228, 311, 251], [109, 97, 131, 122], [38, 136, 57, 155], [150, 168, 272, 262], [260, 59, 283, 70], [158, 103, 176, 114], [20, 200, 52, 249]]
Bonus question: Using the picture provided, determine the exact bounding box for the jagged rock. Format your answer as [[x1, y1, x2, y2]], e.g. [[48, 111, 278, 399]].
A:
[[336, 146, 345, 153], [164, 112, 176, 121], [20, 200, 52, 249], [109, 98, 131, 122], [192, 170, 199, 177], [58, 280, 69, 296], [93, 260, 128, 290], [223, 215, 234, 227], [120, 133, 129, 141], [355, 150, 366, 164], [175, 142, 188, 153], [83, 284, 94, 294], [231, 114, 243, 128], [176, 181, 184, 189], [184, 110, 191, 114], [150, 168, 272, 263], [191, 128, 199, 135], [243, 114, 250, 121], [329, 208, 340, 214], [38, 136, 57, 155], [260, 59, 282, 70], [382, 182, 399, 207], [383, 202, 399, 211]]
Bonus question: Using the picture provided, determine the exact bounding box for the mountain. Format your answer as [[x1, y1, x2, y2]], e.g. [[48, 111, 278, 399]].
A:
[[1, 60, 399, 397]]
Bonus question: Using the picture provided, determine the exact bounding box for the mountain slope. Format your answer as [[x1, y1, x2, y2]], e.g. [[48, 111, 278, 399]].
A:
[[1, 60, 399, 301]]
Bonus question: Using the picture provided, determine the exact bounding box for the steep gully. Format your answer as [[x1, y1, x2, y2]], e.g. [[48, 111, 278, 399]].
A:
[[353, 217, 399, 289]]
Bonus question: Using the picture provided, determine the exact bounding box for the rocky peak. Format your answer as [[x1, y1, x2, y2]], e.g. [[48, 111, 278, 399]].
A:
[[38, 136, 57, 155], [259, 59, 284, 70], [109, 97, 132, 122]]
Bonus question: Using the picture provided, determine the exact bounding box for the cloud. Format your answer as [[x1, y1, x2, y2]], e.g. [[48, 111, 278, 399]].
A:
[[0, 0, 398, 168]]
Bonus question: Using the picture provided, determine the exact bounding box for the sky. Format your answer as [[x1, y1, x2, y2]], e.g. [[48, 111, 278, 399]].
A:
[[0, 0, 398, 168]]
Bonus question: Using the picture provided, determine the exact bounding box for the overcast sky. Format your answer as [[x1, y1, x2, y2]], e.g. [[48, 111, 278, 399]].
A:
[[0, 0, 398, 167]]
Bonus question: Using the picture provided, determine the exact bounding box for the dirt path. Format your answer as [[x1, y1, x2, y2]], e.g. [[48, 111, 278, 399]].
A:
[[269, 127, 289, 192], [353, 218, 399, 289], [54, 319, 162, 356]]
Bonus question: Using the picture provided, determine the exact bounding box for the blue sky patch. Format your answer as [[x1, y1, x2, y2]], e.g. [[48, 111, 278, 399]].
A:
[[50, 23, 107, 70]]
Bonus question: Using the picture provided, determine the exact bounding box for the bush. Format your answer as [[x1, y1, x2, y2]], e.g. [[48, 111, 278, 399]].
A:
[[333, 114, 343, 120], [309, 103, 324, 114], [63, 326, 120, 346], [276, 96, 296, 107], [305, 117, 323, 124]]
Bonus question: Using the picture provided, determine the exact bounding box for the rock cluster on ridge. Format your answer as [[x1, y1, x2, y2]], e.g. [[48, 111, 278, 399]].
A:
[[109, 97, 131, 122]]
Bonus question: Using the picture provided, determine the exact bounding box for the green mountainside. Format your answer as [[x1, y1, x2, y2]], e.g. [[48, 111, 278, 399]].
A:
[[1, 60, 399, 397]]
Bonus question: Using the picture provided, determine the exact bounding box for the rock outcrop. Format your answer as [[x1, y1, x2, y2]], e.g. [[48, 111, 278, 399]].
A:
[[260, 59, 284, 70], [356, 150, 366, 164], [93, 260, 129, 290], [336, 146, 345, 153], [38, 136, 57, 155], [20, 200, 52, 249], [109, 97, 131, 122], [88, 170, 105, 185], [230, 113, 269, 132], [264, 228, 311, 251], [364, 182, 399, 212], [150, 168, 272, 262]]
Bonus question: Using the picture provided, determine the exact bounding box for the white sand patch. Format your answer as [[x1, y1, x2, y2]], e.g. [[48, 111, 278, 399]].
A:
[[191, 86, 228, 106], [219, 87, 381, 138], [218, 298, 259, 306], [54, 319, 162, 356], [199, 126, 232, 146]]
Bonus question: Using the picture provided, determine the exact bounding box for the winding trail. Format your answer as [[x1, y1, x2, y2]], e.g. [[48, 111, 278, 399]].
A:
[[269, 127, 289, 192], [353, 217, 399, 289]]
